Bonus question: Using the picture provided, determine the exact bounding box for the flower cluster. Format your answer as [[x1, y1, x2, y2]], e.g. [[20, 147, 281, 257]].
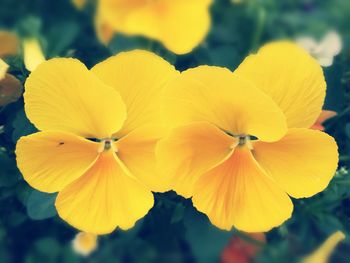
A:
[[15, 41, 338, 236]]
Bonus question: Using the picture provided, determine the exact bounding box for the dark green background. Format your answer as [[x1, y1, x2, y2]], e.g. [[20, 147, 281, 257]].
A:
[[1, 0, 350, 262]]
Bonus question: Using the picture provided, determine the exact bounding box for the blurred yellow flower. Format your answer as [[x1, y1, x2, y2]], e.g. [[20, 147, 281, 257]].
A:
[[72, 232, 98, 256], [16, 50, 178, 234], [0, 31, 18, 57], [0, 31, 23, 106], [97, 0, 213, 54], [23, 38, 46, 72], [71, 0, 87, 10], [157, 42, 338, 232], [0, 31, 19, 80], [302, 231, 345, 263], [0, 58, 9, 80]]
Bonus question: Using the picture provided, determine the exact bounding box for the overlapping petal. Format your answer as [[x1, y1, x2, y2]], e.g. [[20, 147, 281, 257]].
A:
[[16, 131, 99, 193], [97, 0, 212, 54], [115, 125, 166, 192], [156, 122, 236, 197], [91, 50, 178, 137], [162, 66, 287, 142], [24, 58, 127, 138], [252, 128, 338, 198], [56, 151, 154, 234], [235, 41, 326, 128], [192, 146, 293, 232]]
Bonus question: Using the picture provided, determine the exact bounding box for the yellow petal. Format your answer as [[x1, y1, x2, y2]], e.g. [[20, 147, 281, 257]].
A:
[[252, 128, 338, 198], [72, 0, 87, 10], [0, 58, 9, 80], [162, 66, 287, 142], [0, 73, 23, 106], [115, 125, 166, 192], [235, 41, 326, 128], [56, 151, 154, 234], [0, 31, 18, 57], [91, 50, 178, 137], [97, 0, 212, 54], [159, 0, 212, 54], [94, 13, 115, 46], [23, 38, 46, 72], [24, 58, 127, 138], [156, 122, 236, 197], [192, 146, 293, 232], [16, 131, 99, 193], [98, 0, 160, 39], [72, 232, 98, 256], [302, 231, 345, 263]]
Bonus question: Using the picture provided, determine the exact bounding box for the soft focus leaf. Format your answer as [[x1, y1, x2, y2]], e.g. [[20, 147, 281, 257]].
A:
[[26, 190, 57, 220]]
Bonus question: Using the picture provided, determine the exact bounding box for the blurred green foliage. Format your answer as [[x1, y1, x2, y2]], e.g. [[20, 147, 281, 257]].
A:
[[1, 0, 350, 262]]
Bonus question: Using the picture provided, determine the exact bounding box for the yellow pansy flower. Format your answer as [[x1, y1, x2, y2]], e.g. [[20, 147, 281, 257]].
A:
[[96, 0, 213, 54], [157, 42, 338, 232], [16, 50, 178, 234]]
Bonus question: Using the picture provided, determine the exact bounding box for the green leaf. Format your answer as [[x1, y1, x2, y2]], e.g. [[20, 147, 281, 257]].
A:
[[109, 34, 149, 54], [12, 109, 37, 143], [26, 190, 57, 220], [184, 206, 233, 263], [345, 123, 350, 139], [46, 21, 80, 57], [0, 152, 21, 187]]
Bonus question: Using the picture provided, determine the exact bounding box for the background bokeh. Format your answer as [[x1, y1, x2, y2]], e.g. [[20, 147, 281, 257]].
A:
[[1, 0, 350, 262]]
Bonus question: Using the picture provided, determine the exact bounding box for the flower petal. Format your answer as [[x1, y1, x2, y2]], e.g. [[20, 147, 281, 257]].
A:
[[115, 125, 166, 192], [156, 122, 236, 198], [252, 128, 338, 198], [159, 0, 212, 54], [97, 0, 212, 54], [16, 131, 99, 193], [0, 58, 9, 80], [23, 38, 46, 72], [55, 151, 154, 234], [162, 66, 287, 142], [235, 41, 326, 129], [91, 50, 178, 137], [0, 31, 18, 57], [24, 58, 126, 138], [192, 146, 293, 232]]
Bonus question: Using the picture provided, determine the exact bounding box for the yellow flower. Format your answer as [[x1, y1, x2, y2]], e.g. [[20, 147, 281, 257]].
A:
[[0, 30, 19, 80], [71, 0, 87, 10], [0, 58, 9, 80], [96, 0, 213, 54], [16, 50, 178, 234], [23, 38, 46, 72], [0, 31, 18, 58], [72, 232, 98, 256], [302, 231, 345, 263], [0, 31, 23, 106], [156, 42, 339, 232]]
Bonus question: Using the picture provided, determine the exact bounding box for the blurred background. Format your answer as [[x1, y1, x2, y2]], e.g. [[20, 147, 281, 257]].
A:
[[1, 0, 350, 262]]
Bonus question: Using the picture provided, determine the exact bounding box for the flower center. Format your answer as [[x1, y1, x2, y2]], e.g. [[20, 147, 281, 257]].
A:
[[98, 138, 117, 153]]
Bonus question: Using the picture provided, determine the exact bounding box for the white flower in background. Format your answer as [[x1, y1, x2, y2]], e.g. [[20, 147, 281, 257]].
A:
[[296, 31, 342, 67], [72, 232, 98, 257]]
